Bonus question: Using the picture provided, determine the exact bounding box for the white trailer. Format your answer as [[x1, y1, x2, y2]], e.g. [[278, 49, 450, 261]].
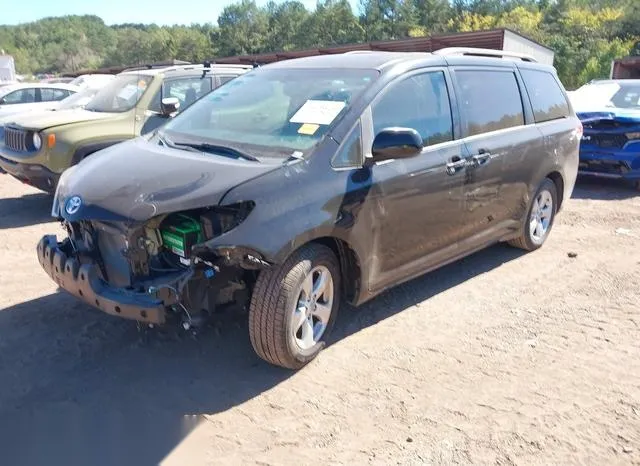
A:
[[0, 54, 17, 84]]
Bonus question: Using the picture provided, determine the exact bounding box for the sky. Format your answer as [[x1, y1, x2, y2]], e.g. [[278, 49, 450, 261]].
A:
[[1, 0, 361, 26]]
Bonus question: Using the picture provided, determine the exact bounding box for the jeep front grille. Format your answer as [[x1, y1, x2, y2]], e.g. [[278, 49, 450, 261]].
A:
[[4, 127, 29, 152]]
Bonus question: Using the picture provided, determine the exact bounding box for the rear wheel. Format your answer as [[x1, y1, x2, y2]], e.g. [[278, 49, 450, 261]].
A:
[[508, 178, 558, 251], [249, 243, 341, 370]]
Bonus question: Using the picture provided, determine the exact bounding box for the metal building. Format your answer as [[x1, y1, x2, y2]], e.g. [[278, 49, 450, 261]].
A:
[[214, 28, 555, 66], [610, 56, 640, 79]]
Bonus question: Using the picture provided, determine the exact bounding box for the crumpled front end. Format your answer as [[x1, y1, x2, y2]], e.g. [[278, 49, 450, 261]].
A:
[[38, 202, 267, 327], [36, 135, 286, 326], [577, 111, 640, 180], [38, 234, 169, 324]]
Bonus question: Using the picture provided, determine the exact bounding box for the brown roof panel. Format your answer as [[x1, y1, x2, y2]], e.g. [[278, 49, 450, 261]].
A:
[[319, 44, 371, 53]]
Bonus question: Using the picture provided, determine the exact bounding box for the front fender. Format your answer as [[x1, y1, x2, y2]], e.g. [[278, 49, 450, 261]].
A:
[[202, 192, 367, 266], [202, 153, 375, 279], [70, 139, 127, 166]]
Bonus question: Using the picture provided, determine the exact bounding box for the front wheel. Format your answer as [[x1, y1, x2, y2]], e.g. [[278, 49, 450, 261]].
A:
[[508, 178, 558, 251], [248, 244, 341, 370]]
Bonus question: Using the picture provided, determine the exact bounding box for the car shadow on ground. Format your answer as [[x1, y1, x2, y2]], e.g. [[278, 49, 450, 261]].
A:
[[331, 243, 525, 344], [571, 177, 638, 201], [0, 243, 525, 466], [0, 191, 54, 229]]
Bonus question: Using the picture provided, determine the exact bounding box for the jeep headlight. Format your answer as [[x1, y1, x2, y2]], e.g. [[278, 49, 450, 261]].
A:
[[33, 132, 42, 151]]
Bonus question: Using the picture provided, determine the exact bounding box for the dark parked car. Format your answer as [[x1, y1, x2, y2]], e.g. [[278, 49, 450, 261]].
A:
[[38, 48, 581, 369], [569, 79, 640, 190]]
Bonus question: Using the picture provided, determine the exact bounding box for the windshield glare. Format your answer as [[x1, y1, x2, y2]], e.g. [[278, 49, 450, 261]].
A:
[[58, 88, 100, 110], [84, 74, 152, 113], [571, 81, 640, 110], [162, 67, 378, 155]]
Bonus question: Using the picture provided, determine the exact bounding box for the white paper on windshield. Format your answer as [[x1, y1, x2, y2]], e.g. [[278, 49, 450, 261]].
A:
[[289, 100, 346, 125], [117, 84, 139, 100]]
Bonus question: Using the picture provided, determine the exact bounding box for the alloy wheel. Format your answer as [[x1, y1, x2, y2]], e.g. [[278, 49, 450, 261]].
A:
[[292, 265, 334, 351]]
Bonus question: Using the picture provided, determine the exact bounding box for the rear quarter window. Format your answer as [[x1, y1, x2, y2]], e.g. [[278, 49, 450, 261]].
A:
[[455, 70, 525, 137], [520, 69, 570, 123]]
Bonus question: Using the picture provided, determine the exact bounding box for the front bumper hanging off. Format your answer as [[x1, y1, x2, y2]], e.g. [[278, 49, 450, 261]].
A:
[[37, 235, 167, 325]]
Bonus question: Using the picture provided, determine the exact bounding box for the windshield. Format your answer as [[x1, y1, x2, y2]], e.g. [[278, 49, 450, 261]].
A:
[[57, 87, 100, 110], [69, 74, 113, 88], [570, 81, 640, 111], [161, 67, 378, 155], [84, 74, 152, 113]]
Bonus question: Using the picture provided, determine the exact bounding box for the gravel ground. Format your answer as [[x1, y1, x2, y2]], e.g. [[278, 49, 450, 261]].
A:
[[0, 175, 638, 466]]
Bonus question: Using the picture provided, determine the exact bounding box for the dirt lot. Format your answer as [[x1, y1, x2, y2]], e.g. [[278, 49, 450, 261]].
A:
[[0, 174, 639, 466]]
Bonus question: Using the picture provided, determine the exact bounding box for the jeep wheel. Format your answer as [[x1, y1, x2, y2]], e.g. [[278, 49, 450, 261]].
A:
[[508, 178, 558, 251], [249, 244, 341, 370]]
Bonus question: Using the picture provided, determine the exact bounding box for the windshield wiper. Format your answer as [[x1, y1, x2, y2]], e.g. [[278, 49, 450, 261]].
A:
[[172, 141, 260, 162], [156, 131, 188, 151]]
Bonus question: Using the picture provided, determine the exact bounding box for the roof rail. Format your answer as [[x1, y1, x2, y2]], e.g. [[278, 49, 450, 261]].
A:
[[433, 47, 537, 62], [343, 51, 375, 54], [161, 63, 253, 73], [123, 63, 253, 74]]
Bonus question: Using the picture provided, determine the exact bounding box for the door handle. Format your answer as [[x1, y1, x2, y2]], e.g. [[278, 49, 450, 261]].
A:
[[471, 151, 491, 167], [446, 158, 466, 175]]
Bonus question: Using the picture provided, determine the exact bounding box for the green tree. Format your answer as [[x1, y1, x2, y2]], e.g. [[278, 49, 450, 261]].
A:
[[216, 0, 270, 56], [265, 1, 311, 51], [412, 0, 453, 34], [360, 0, 418, 40], [301, 0, 365, 47]]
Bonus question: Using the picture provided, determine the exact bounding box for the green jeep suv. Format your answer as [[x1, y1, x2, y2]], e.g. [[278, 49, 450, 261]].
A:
[[0, 63, 252, 193]]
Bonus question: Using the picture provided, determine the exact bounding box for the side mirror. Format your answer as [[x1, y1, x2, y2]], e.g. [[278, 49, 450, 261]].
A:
[[161, 97, 180, 116], [370, 127, 423, 164]]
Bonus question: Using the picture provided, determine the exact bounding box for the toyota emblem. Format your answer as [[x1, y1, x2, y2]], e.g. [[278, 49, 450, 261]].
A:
[[65, 196, 82, 215]]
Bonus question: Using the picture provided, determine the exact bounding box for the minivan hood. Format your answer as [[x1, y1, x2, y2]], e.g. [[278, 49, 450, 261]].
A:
[[54, 136, 282, 223], [0, 108, 119, 131]]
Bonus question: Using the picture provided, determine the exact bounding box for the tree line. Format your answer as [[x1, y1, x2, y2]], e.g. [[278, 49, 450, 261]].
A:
[[1, 0, 639, 89]]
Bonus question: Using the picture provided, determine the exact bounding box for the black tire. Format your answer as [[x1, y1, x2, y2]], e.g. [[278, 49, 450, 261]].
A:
[[248, 243, 341, 370], [508, 178, 558, 251]]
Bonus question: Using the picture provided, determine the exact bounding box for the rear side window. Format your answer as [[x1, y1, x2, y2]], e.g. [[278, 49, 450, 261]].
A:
[[455, 70, 524, 137], [40, 88, 70, 102], [520, 69, 570, 123]]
